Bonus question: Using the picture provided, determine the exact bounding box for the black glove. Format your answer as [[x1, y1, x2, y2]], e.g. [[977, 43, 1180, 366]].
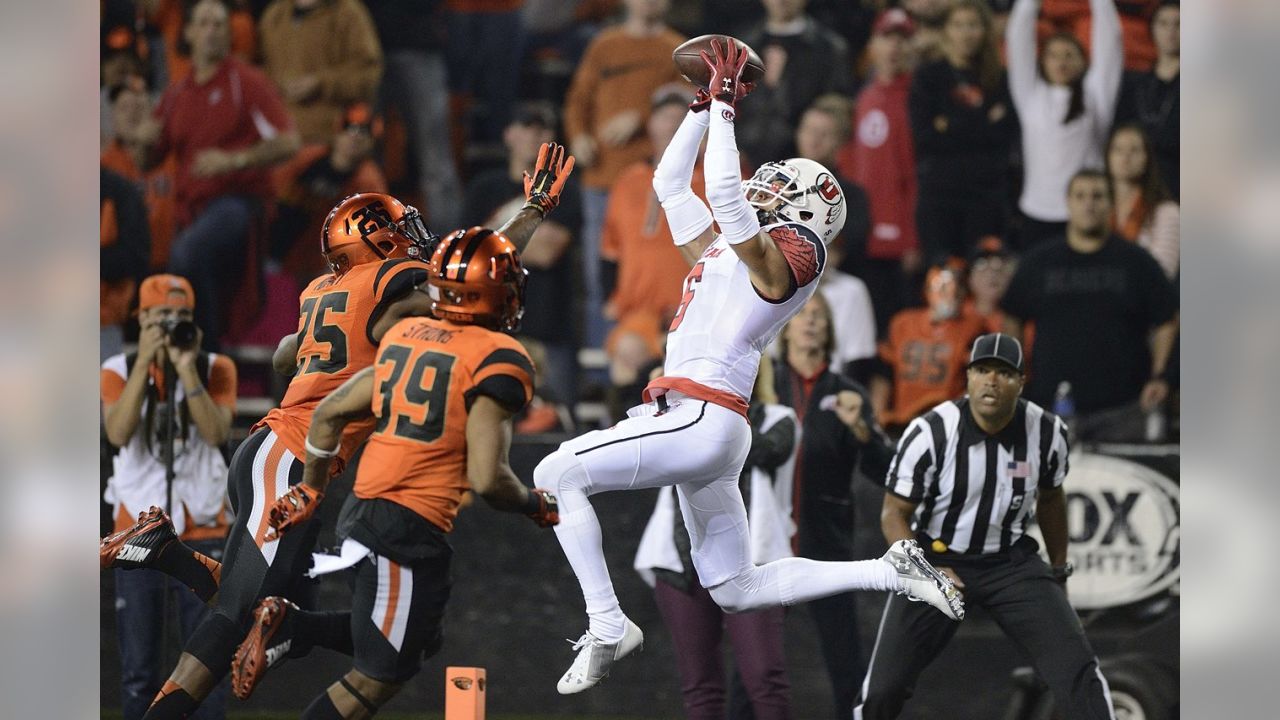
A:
[[525, 487, 560, 528]]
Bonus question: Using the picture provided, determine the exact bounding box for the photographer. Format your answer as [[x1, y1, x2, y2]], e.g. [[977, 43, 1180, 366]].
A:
[[102, 274, 235, 720]]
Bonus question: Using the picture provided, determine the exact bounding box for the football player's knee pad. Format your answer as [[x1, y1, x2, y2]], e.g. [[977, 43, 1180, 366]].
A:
[[533, 449, 588, 497], [707, 564, 780, 614]]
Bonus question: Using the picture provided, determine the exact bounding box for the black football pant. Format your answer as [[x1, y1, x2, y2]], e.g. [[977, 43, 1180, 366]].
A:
[[853, 539, 1114, 719], [181, 428, 321, 686]]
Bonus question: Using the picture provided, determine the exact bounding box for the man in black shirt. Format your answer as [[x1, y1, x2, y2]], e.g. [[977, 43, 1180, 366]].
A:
[[464, 104, 583, 405], [1000, 170, 1177, 441], [735, 0, 856, 167]]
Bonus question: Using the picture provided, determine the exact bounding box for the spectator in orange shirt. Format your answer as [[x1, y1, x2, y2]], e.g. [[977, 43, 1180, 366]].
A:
[[258, 0, 384, 145], [963, 236, 1018, 333], [564, 0, 685, 348], [269, 102, 389, 283], [102, 75, 179, 272], [601, 86, 700, 402], [872, 263, 986, 428]]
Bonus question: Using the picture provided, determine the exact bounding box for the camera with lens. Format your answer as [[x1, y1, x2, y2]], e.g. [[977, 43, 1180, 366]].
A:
[[160, 318, 199, 349]]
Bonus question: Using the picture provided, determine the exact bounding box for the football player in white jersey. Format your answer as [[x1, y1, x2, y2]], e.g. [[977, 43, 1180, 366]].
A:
[[537, 39, 966, 695]]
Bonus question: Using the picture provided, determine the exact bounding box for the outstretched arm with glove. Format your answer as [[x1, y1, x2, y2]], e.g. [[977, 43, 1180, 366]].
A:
[[499, 141, 576, 254], [701, 38, 794, 300]]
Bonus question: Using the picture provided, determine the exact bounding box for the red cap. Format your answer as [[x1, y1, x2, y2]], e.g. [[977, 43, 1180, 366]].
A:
[[873, 8, 916, 38], [138, 274, 195, 311]]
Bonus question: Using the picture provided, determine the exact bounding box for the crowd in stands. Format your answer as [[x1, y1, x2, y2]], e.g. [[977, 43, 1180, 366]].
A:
[[100, 0, 1180, 443]]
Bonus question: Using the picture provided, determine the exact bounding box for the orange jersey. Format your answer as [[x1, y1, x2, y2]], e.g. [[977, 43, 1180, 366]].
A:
[[354, 317, 535, 532], [880, 308, 987, 425], [258, 258, 431, 467]]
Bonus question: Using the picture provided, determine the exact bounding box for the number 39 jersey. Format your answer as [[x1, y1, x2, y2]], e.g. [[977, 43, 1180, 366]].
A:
[[259, 258, 430, 468], [656, 222, 827, 407], [354, 316, 535, 531]]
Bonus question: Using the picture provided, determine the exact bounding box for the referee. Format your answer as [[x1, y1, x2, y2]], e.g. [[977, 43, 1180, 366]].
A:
[[853, 333, 1115, 719]]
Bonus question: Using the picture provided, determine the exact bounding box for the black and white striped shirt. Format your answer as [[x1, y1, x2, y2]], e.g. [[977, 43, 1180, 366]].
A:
[[885, 398, 1069, 555]]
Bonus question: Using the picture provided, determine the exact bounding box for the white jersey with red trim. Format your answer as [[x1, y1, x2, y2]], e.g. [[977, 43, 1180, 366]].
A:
[[662, 221, 827, 401]]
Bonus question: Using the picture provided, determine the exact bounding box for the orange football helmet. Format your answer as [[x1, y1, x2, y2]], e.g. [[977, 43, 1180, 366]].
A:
[[428, 227, 527, 331], [320, 192, 438, 276]]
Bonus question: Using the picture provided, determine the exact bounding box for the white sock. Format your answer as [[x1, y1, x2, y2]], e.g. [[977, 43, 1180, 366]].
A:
[[552, 505, 627, 642], [711, 557, 899, 612], [780, 558, 900, 602]]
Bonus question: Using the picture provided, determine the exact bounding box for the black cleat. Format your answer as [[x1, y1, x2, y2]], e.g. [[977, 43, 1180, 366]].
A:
[[100, 506, 177, 570]]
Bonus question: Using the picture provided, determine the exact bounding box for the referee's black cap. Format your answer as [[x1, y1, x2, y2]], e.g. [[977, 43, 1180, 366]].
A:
[[967, 333, 1024, 373]]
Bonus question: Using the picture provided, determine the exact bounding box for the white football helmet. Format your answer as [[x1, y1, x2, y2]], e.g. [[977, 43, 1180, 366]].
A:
[[742, 157, 847, 245]]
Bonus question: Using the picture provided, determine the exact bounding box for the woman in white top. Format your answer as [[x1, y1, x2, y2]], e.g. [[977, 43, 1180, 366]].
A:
[[1107, 122, 1179, 279], [1006, 0, 1123, 248]]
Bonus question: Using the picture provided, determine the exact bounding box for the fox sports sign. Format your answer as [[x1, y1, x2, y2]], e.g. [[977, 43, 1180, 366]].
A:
[[1029, 452, 1180, 609]]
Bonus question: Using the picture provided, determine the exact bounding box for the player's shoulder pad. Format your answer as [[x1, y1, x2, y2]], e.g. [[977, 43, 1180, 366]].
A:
[[372, 257, 431, 304], [303, 272, 337, 299], [465, 332, 536, 414], [765, 221, 826, 288]]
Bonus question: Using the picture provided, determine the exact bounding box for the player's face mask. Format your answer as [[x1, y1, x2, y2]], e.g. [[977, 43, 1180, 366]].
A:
[[396, 205, 441, 261], [743, 162, 804, 221]]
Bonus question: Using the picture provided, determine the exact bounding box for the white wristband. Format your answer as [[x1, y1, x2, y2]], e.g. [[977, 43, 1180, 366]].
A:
[[305, 437, 339, 459]]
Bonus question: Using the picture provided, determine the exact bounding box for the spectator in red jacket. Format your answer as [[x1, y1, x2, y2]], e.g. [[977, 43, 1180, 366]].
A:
[[136, 0, 301, 347], [837, 8, 921, 337]]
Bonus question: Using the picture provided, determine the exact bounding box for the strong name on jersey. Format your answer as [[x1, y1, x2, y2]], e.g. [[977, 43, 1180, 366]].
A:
[[257, 257, 430, 467], [354, 316, 535, 532], [648, 222, 827, 414]]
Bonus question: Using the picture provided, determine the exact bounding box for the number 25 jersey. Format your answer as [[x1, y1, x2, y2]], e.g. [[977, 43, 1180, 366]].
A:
[[354, 316, 535, 532], [259, 258, 430, 468]]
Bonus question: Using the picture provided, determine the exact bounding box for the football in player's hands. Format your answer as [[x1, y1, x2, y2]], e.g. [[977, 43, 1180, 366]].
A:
[[673, 34, 765, 91]]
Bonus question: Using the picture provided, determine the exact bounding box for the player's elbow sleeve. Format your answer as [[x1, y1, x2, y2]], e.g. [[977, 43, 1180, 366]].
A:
[[652, 166, 685, 203], [658, 189, 713, 247], [705, 181, 759, 246]]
